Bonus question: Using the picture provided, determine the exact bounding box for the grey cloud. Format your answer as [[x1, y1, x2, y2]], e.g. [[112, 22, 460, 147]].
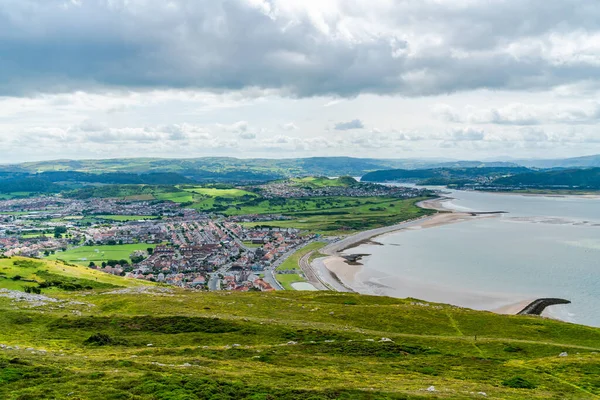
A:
[[334, 119, 364, 131], [239, 132, 257, 140], [449, 128, 486, 141], [2, 1, 600, 97]]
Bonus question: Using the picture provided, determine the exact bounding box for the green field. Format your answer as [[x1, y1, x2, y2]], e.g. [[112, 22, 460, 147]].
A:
[[46, 244, 158, 266], [154, 191, 195, 203], [241, 197, 434, 234], [94, 215, 160, 222], [182, 187, 258, 198], [276, 242, 326, 272], [21, 233, 54, 239], [275, 272, 306, 290], [1, 257, 600, 399], [289, 176, 354, 187]]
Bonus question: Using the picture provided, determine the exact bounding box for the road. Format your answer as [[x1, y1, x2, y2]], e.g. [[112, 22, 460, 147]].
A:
[[262, 243, 310, 291], [207, 262, 232, 291], [320, 215, 437, 256], [298, 249, 329, 291]]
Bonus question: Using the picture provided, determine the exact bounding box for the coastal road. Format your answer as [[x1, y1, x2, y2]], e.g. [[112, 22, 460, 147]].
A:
[[320, 214, 438, 256], [263, 242, 314, 291], [262, 268, 284, 291], [298, 250, 329, 291]]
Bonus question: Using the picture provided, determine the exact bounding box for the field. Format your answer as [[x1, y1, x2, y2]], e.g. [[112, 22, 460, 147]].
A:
[[153, 191, 195, 203], [275, 272, 306, 290], [46, 244, 158, 266], [1, 257, 600, 399], [241, 197, 434, 234], [94, 215, 160, 222], [21, 233, 54, 239], [289, 176, 354, 187], [0, 192, 33, 200], [182, 187, 258, 198]]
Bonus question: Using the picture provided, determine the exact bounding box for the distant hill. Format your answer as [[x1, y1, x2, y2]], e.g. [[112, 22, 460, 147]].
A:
[[3, 157, 523, 182], [361, 167, 531, 184], [0, 177, 63, 194], [3, 156, 600, 185], [493, 168, 600, 189], [0, 172, 195, 195], [37, 171, 194, 185], [516, 154, 600, 169]]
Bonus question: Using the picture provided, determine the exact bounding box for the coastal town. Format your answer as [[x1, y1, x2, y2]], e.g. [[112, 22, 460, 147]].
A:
[[0, 178, 429, 292]]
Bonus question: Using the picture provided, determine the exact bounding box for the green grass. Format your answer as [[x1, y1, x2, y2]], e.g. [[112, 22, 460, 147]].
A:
[[275, 273, 306, 290], [276, 242, 326, 272], [1, 259, 600, 399], [242, 241, 264, 248], [154, 191, 195, 203], [21, 233, 54, 239], [0, 257, 149, 291], [46, 244, 158, 266], [241, 197, 434, 234], [94, 215, 160, 222], [182, 187, 258, 198], [289, 176, 353, 187]]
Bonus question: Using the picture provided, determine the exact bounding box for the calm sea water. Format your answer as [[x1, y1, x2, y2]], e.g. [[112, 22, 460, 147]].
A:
[[350, 189, 600, 327]]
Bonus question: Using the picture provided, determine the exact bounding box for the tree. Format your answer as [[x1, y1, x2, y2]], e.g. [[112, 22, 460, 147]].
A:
[[89, 262, 96, 268], [147, 248, 154, 255], [54, 226, 67, 238]]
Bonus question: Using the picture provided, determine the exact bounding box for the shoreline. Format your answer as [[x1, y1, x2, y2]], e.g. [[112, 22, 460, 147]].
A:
[[313, 195, 537, 316]]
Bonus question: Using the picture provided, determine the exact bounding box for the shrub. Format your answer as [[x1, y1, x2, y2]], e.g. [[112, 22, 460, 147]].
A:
[[502, 376, 537, 389], [84, 333, 126, 346], [23, 286, 41, 294]]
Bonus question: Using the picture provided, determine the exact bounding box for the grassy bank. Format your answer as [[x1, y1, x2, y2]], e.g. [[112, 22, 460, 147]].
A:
[[0, 258, 599, 399]]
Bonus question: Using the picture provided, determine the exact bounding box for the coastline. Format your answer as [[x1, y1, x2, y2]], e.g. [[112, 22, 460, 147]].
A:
[[313, 195, 536, 316]]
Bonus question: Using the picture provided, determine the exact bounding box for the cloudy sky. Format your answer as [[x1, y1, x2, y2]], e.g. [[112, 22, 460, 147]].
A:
[[1, 0, 600, 162]]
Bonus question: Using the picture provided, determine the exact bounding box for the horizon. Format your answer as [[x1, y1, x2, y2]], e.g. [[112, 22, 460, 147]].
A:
[[2, 152, 600, 166]]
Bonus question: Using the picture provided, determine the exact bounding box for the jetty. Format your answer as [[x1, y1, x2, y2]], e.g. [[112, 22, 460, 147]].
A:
[[518, 298, 571, 316]]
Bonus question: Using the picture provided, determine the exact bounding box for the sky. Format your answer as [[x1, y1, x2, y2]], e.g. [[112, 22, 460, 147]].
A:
[[1, 0, 600, 163]]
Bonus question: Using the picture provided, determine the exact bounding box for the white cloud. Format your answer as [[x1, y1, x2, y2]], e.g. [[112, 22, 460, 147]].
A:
[[434, 102, 600, 125]]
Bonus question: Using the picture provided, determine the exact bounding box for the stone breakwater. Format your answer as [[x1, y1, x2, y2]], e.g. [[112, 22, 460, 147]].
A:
[[518, 298, 572, 316]]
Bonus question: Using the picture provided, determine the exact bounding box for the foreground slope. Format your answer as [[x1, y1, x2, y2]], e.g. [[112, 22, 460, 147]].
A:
[[1, 258, 600, 399]]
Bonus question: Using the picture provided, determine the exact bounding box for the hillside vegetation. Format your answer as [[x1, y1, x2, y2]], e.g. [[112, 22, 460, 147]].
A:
[[493, 168, 600, 189], [361, 167, 531, 184], [1, 257, 600, 399]]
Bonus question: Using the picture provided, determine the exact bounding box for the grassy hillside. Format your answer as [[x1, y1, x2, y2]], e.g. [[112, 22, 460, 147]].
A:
[[493, 168, 600, 189], [1, 257, 600, 399], [0, 257, 150, 292], [361, 167, 531, 184]]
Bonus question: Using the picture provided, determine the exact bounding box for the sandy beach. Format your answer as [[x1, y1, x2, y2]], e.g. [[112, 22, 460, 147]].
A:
[[312, 196, 533, 315]]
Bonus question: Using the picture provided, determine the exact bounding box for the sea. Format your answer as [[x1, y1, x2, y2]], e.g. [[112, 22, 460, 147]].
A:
[[347, 187, 600, 327]]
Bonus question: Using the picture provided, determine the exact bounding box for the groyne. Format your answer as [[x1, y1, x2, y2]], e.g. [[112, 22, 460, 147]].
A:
[[518, 298, 571, 316]]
